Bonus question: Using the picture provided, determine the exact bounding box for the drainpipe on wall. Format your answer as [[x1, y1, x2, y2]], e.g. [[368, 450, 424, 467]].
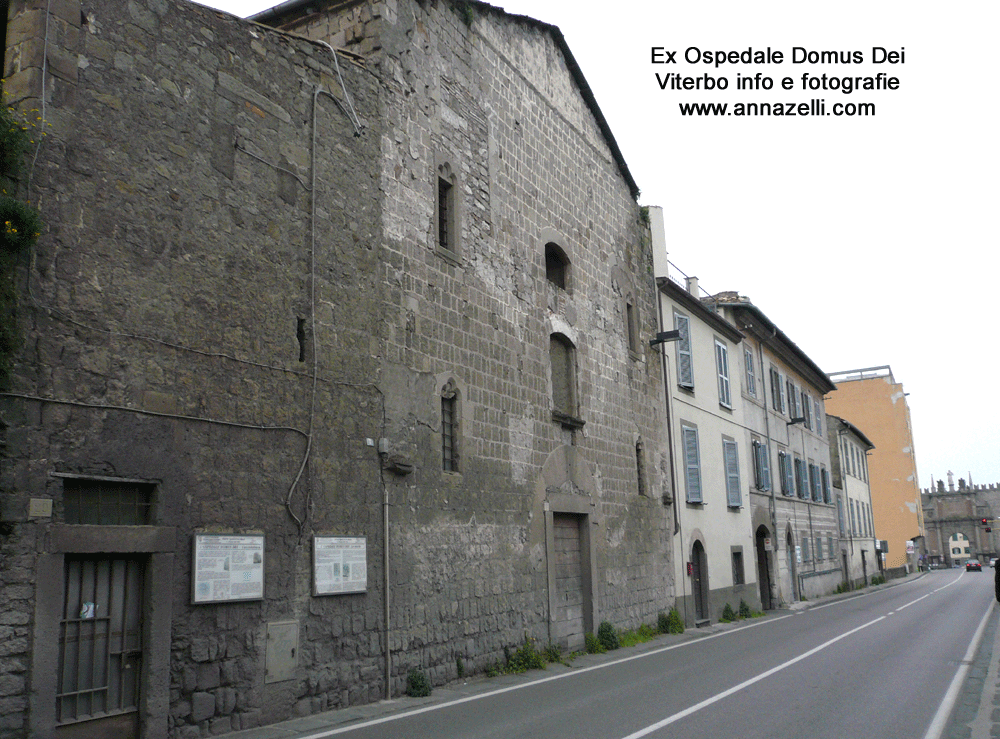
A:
[[756, 338, 779, 607], [656, 286, 688, 626], [383, 476, 391, 700]]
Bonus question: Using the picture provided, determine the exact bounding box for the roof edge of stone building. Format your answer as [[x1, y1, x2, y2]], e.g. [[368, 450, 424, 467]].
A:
[[708, 292, 836, 395], [250, 0, 641, 200], [827, 365, 897, 385]]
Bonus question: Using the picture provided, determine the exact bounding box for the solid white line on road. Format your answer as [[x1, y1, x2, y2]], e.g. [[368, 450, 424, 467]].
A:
[[289, 613, 796, 738], [617, 616, 887, 739], [921, 599, 994, 739]]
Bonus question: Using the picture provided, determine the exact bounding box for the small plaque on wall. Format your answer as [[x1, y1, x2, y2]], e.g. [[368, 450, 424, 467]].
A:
[[192, 534, 265, 604], [313, 536, 367, 595]]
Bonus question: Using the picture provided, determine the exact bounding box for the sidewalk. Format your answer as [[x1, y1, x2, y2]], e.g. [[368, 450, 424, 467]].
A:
[[942, 598, 1000, 739]]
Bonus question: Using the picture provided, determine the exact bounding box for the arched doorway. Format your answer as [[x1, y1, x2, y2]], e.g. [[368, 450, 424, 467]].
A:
[[691, 540, 709, 621], [786, 530, 798, 602], [755, 526, 772, 610]]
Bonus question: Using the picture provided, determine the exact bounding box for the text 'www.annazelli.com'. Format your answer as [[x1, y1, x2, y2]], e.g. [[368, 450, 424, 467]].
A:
[[678, 100, 875, 116]]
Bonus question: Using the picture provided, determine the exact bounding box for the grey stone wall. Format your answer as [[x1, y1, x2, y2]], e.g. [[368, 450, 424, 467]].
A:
[[2, 0, 675, 735], [278, 0, 673, 687], [4, 0, 387, 735]]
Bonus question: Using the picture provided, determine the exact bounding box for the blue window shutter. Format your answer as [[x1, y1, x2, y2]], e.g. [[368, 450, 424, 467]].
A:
[[675, 314, 693, 388], [683, 426, 702, 503], [716, 341, 731, 407], [724, 439, 741, 507], [761, 442, 771, 492]]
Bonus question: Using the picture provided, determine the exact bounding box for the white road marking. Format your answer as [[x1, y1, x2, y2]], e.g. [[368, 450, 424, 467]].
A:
[[922, 599, 994, 739], [287, 614, 795, 738], [617, 616, 886, 739]]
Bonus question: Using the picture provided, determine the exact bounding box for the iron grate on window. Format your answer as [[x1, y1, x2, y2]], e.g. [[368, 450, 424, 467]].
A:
[[63, 479, 154, 526]]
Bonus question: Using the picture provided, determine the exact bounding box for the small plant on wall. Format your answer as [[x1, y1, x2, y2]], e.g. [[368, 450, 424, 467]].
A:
[[0, 86, 44, 387]]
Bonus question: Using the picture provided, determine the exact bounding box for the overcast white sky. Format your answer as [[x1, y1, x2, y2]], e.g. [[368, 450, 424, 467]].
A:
[[200, 0, 998, 491]]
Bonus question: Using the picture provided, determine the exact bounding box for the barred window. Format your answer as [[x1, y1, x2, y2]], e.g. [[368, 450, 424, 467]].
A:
[[732, 549, 745, 585], [436, 162, 458, 256], [441, 380, 459, 472], [63, 478, 153, 526]]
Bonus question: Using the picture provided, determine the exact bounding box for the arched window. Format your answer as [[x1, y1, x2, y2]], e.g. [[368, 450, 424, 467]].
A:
[[545, 242, 569, 289]]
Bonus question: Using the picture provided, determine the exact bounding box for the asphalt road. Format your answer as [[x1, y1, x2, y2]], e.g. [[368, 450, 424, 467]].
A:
[[283, 570, 994, 739]]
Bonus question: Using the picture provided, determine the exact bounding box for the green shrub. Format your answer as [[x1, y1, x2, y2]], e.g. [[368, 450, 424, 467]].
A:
[[721, 603, 736, 622], [405, 668, 431, 697], [506, 636, 547, 673], [597, 621, 620, 651], [619, 622, 658, 648], [456, 656, 464, 679], [738, 599, 752, 619], [665, 608, 685, 634], [543, 644, 562, 663], [584, 632, 604, 654]]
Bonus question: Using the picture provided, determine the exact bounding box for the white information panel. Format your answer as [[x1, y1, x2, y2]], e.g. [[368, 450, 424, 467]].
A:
[[192, 534, 265, 604], [313, 536, 367, 595]]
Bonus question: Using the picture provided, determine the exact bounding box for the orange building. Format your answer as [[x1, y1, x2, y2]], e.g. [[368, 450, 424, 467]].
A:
[[825, 366, 924, 569]]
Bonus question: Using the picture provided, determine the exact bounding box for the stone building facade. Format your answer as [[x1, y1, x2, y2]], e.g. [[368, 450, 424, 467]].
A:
[[827, 415, 879, 587], [922, 477, 1000, 567], [1, 0, 673, 736]]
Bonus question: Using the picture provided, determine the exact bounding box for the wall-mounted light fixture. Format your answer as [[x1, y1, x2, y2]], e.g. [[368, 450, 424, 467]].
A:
[[649, 330, 681, 347]]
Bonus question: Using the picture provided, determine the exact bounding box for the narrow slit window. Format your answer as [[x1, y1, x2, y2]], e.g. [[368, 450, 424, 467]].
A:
[[626, 301, 639, 355], [635, 439, 647, 496], [438, 177, 453, 251], [296, 317, 306, 362], [442, 381, 459, 472]]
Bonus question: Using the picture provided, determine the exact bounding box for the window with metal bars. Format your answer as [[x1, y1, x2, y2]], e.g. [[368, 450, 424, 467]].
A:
[[436, 162, 458, 257], [441, 381, 459, 472], [57, 556, 145, 725], [732, 549, 745, 585], [62, 478, 154, 526]]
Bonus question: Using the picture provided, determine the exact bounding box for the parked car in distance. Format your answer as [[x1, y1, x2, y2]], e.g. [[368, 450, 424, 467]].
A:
[[992, 558, 998, 568], [966, 559, 982, 572]]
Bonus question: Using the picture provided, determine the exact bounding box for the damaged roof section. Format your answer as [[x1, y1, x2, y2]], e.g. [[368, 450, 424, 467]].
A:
[[711, 291, 837, 395], [251, 0, 641, 200]]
